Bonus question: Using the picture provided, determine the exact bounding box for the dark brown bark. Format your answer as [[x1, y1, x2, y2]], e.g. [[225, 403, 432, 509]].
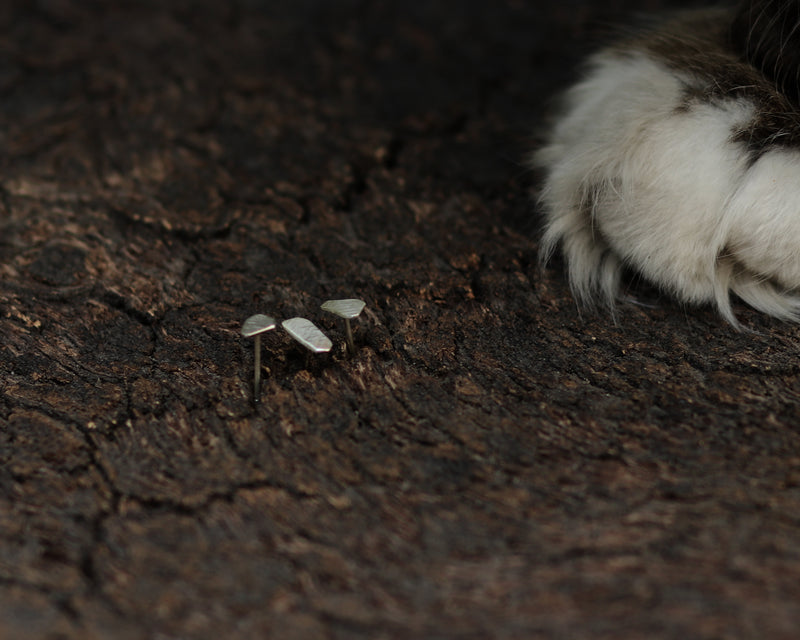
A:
[[1, 1, 798, 638]]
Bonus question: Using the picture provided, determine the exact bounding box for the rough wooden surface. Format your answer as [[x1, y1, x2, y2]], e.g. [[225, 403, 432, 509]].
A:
[[2, 1, 799, 638]]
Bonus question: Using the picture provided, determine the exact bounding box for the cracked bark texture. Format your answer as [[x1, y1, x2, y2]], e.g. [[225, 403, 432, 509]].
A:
[[2, 1, 799, 638]]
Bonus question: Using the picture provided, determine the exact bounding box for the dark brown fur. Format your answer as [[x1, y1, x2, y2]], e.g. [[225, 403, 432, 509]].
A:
[[614, 8, 800, 157], [731, 0, 800, 105]]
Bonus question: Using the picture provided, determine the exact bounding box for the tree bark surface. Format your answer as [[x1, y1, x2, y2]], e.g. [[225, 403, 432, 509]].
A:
[[2, 1, 799, 638]]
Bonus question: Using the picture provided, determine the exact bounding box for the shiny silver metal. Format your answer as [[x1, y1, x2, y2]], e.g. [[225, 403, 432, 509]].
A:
[[321, 298, 365, 354], [281, 317, 332, 353], [241, 314, 276, 402]]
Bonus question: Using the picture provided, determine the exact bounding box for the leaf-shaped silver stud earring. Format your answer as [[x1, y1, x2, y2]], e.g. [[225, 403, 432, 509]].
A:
[[241, 314, 276, 403], [321, 298, 365, 354], [281, 317, 332, 353]]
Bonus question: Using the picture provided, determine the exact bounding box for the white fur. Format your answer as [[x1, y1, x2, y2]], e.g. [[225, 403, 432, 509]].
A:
[[535, 51, 800, 326]]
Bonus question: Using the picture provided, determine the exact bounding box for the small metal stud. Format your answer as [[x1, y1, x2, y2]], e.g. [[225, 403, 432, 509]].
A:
[[321, 298, 365, 354], [241, 314, 276, 403], [281, 317, 332, 353]]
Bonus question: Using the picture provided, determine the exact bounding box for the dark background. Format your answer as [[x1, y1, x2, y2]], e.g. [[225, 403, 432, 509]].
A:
[[2, 1, 799, 638]]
